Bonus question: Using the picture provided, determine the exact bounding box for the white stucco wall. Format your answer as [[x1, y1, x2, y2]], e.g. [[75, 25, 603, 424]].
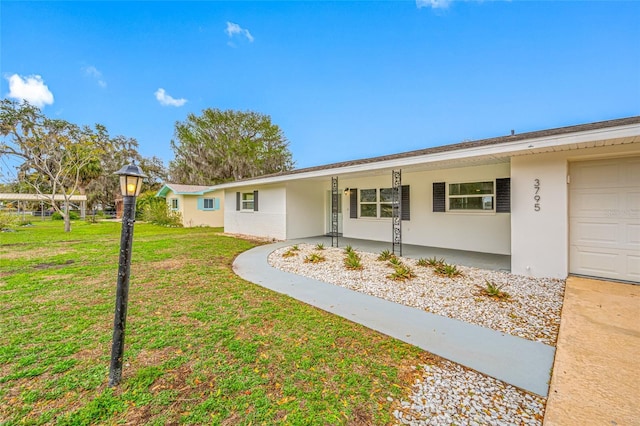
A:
[[341, 163, 512, 255], [510, 154, 569, 279], [511, 143, 640, 279], [224, 185, 287, 240], [286, 180, 325, 239]]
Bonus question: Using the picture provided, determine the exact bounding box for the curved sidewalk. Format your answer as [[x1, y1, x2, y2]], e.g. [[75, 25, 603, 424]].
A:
[[233, 241, 555, 397]]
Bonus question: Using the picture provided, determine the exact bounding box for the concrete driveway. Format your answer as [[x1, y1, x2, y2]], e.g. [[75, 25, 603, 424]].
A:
[[544, 277, 640, 425]]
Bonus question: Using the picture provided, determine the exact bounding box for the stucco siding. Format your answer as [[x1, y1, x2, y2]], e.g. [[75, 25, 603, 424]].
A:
[[286, 181, 325, 239], [163, 190, 224, 228], [511, 143, 640, 279], [341, 163, 512, 255], [224, 185, 287, 240]]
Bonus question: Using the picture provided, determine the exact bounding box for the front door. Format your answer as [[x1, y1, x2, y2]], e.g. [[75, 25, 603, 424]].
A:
[[325, 190, 343, 235]]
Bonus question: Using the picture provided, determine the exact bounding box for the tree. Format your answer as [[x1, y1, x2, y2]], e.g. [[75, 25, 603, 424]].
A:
[[84, 135, 167, 213], [169, 109, 294, 185], [0, 99, 105, 232]]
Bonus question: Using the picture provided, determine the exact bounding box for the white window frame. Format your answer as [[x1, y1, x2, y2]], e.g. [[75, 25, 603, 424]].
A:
[[447, 181, 495, 212], [241, 192, 254, 211], [359, 188, 394, 218], [170, 198, 179, 210], [203, 198, 214, 210]]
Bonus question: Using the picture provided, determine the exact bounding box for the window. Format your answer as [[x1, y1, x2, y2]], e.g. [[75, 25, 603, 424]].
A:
[[241, 192, 254, 210], [448, 181, 494, 211], [170, 198, 179, 210], [198, 197, 219, 211], [359, 188, 395, 218]]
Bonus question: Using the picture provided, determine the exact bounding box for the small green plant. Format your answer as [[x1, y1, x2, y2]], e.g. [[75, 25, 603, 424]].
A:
[[344, 245, 354, 254], [416, 258, 428, 267], [282, 249, 298, 258], [291, 245, 300, 251], [425, 256, 445, 268], [377, 250, 395, 261], [388, 256, 403, 267], [344, 251, 363, 270], [314, 243, 325, 250], [304, 252, 326, 264], [387, 264, 415, 281], [434, 263, 462, 278], [477, 280, 510, 300]]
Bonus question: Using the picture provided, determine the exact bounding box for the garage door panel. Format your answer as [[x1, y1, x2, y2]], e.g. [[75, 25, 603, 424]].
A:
[[570, 191, 620, 217], [571, 247, 619, 274], [628, 255, 640, 279], [629, 224, 640, 246], [570, 157, 640, 282], [570, 162, 621, 188], [571, 221, 618, 245]]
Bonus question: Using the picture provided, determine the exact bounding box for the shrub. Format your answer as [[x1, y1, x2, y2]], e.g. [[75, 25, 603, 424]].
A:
[[314, 243, 325, 250], [0, 211, 18, 230], [52, 211, 80, 221], [344, 251, 363, 270], [344, 245, 354, 254], [387, 264, 415, 281], [304, 252, 326, 264], [416, 258, 428, 267], [425, 256, 445, 268], [388, 257, 403, 267], [477, 280, 511, 300], [434, 263, 462, 278], [141, 202, 183, 227], [377, 250, 395, 262], [282, 249, 298, 258]]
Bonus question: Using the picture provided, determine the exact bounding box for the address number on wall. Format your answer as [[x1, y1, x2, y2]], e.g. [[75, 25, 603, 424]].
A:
[[534, 179, 541, 211]]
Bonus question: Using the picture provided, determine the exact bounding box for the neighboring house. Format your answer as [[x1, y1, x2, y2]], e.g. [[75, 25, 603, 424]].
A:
[[213, 116, 640, 283], [156, 183, 224, 228]]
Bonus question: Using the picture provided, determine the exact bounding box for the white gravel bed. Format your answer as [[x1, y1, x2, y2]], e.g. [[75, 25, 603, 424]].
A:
[[268, 243, 557, 425], [394, 361, 545, 426], [268, 244, 565, 346]]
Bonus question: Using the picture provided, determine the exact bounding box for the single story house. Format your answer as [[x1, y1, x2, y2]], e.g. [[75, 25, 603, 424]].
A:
[[156, 183, 224, 228], [211, 116, 639, 283]]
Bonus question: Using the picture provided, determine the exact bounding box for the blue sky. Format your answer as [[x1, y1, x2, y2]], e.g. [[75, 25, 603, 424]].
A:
[[2, 1, 639, 175]]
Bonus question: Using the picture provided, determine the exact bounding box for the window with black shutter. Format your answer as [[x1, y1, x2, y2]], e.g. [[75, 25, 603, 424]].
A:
[[433, 182, 446, 212], [401, 185, 410, 220], [349, 189, 358, 219], [495, 178, 511, 213]]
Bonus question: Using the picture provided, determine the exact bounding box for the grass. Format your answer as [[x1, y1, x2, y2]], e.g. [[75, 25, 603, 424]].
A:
[[0, 221, 434, 425]]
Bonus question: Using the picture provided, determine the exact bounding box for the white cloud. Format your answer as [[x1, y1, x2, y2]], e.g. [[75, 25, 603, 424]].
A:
[[6, 74, 54, 108], [225, 21, 254, 45], [416, 0, 452, 9], [154, 88, 187, 107], [82, 65, 107, 88]]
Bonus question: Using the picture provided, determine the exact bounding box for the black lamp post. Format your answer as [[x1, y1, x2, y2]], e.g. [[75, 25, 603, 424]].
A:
[[109, 162, 147, 387]]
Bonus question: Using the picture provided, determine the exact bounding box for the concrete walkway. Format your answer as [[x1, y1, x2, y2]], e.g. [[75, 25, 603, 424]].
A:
[[233, 241, 555, 397], [544, 277, 640, 425]]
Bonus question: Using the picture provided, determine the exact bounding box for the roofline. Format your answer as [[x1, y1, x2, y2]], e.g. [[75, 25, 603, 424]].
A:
[[212, 116, 640, 189], [156, 183, 217, 197]]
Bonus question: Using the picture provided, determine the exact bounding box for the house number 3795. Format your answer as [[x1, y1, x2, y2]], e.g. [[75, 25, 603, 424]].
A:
[[533, 179, 541, 211]]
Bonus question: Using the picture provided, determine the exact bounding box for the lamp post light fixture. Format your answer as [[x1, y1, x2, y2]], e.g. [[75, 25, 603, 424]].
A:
[[109, 162, 147, 387]]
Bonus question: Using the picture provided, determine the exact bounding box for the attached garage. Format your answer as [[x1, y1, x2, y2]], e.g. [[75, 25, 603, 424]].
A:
[[569, 157, 640, 283]]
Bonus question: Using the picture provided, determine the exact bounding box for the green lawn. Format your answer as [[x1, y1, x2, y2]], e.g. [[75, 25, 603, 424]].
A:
[[0, 221, 436, 425]]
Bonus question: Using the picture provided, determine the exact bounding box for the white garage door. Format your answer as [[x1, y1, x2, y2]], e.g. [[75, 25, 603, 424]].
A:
[[569, 157, 640, 283]]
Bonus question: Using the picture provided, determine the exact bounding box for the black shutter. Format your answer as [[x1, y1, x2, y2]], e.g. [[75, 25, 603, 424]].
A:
[[401, 185, 410, 221], [349, 188, 358, 219], [253, 190, 259, 211], [236, 192, 240, 211], [496, 178, 511, 213], [433, 182, 445, 212]]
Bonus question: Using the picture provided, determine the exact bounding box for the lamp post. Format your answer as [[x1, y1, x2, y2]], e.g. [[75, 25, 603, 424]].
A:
[[109, 162, 147, 387]]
